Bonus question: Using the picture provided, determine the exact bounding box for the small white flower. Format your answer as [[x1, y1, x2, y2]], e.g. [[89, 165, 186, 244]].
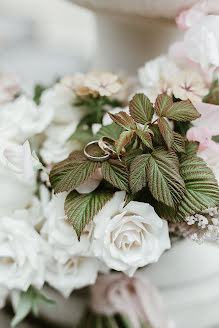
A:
[[138, 56, 178, 102], [85, 72, 122, 97], [0, 216, 47, 291], [171, 71, 208, 102], [92, 191, 170, 276]]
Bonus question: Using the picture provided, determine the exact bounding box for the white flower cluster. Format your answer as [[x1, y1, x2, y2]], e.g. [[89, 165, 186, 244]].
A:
[[0, 72, 171, 311], [186, 208, 219, 244], [138, 56, 208, 103]]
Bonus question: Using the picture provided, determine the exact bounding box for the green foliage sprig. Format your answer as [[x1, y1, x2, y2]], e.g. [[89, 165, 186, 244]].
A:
[[50, 93, 219, 239]]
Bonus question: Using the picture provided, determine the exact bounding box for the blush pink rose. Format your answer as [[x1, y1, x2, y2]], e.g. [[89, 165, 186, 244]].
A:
[[90, 273, 175, 328], [187, 127, 212, 152]]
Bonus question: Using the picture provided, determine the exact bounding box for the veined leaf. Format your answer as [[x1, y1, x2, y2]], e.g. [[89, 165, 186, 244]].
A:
[[123, 149, 144, 168], [65, 190, 113, 239], [136, 130, 153, 149], [101, 159, 129, 192], [162, 100, 201, 121], [154, 94, 173, 116], [157, 117, 174, 149], [96, 122, 123, 140], [129, 93, 154, 124], [50, 151, 99, 194], [109, 111, 136, 130], [172, 132, 186, 153], [115, 130, 134, 154], [147, 149, 185, 207], [176, 156, 219, 220], [129, 154, 150, 193], [149, 124, 165, 146], [184, 140, 199, 156]]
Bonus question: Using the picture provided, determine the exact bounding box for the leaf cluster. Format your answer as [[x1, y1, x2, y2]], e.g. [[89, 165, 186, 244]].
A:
[[50, 93, 219, 239], [11, 287, 56, 327]]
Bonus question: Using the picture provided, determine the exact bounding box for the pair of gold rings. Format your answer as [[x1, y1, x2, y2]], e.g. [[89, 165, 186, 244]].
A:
[[84, 137, 116, 162]]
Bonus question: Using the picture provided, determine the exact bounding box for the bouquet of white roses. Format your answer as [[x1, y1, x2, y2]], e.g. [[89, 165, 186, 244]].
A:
[[1, 4, 219, 326]]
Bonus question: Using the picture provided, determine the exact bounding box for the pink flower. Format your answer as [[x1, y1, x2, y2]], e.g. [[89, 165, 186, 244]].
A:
[[176, 1, 219, 31], [187, 127, 212, 152], [76, 168, 103, 194], [90, 273, 174, 328], [193, 102, 219, 136]]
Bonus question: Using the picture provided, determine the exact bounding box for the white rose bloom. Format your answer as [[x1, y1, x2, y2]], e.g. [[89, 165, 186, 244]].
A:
[[0, 216, 47, 291], [0, 96, 53, 143], [41, 85, 86, 125], [45, 256, 102, 298], [0, 163, 35, 216], [41, 193, 92, 260], [3, 140, 34, 183], [92, 191, 170, 276], [40, 122, 81, 164]]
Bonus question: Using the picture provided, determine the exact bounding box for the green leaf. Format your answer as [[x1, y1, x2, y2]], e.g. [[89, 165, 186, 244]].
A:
[[212, 135, 219, 143], [157, 117, 174, 148], [101, 159, 129, 192], [147, 149, 185, 207], [185, 140, 199, 156], [173, 121, 193, 136], [69, 127, 94, 144], [11, 287, 55, 327], [115, 130, 134, 154], [50, 151, 99, 194], [109, 111, 136, 130], [172, 132, 185, 153], [123, 149, 144, 168], [96, 123, 123, 140], [176, 156, 219, 221], [162, 100, 201, 121], [149, 124, 165, 146], [65, 190, 113, 239], [154, 94, 173, 116], [129, 93, 154, 124], [33, 84, 47, 105], [129, 154, 150, 193], [136, 130, 153, 149]]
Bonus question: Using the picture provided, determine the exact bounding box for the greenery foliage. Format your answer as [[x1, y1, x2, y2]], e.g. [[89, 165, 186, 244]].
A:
[[50, 93, 219, 239]]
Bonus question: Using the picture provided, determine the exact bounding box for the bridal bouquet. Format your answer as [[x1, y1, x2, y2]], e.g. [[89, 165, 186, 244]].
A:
[[1, 3, 219, 327]]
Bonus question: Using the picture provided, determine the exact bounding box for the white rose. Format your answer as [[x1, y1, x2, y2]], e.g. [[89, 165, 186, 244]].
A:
[[41, 86, 85, 124], [45, 256, 103, 298], [0, 96, 53, 143], [3, 140, 34, 182], [0, 216, 47, 291], [41, 193, 92, 260], [92, 191, 170, 276], [0, 164, 35, 216]]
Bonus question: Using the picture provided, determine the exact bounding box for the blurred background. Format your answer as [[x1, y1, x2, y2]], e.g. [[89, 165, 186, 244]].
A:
[[0, 0, 96, 89]]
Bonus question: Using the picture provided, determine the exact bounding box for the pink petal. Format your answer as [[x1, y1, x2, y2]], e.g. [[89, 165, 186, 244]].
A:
[[193, 102, 219, 136]]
